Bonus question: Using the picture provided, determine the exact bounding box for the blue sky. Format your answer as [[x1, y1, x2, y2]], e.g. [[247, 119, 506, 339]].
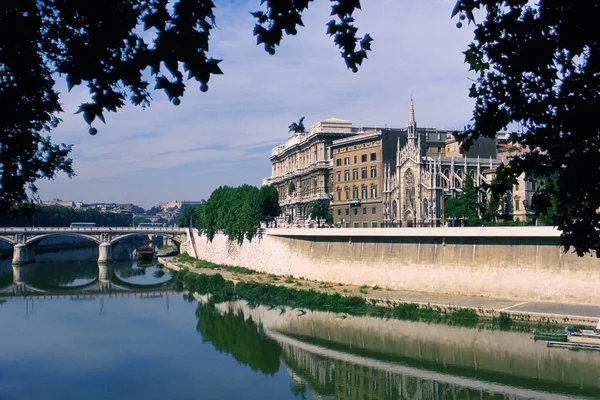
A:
[[36, 0, 476, 209]]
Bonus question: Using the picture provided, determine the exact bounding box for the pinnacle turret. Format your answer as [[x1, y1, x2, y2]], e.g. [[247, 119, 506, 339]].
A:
[[407, 98, 417, 140]]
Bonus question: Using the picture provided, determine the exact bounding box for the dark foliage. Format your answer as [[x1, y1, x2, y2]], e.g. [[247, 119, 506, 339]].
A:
[[195, 301, 281, 375], [453, 0, 600, 255], [1, 1, 370, 215]]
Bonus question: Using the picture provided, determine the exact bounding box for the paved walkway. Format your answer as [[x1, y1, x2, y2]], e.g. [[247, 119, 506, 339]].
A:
[[371, 289, 600, 323]]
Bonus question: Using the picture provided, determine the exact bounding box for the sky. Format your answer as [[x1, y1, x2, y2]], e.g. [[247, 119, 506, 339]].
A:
[[36, 0, 477, 209]]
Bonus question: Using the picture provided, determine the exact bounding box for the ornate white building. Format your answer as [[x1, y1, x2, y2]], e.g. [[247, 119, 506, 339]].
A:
[[262, 118, 356, 224]]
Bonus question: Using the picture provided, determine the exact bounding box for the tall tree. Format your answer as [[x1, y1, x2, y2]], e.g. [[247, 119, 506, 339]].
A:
[[443, 175, 480, 226], [258, 185, 280, 227], [453, 0, 600, 255], [308, 199, 332, 227]]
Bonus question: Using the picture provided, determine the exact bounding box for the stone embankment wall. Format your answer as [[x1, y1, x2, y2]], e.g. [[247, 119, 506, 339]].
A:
[[187, 227, 600, 305]]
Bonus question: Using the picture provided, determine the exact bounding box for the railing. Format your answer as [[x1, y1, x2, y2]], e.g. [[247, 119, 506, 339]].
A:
[[0, 227, 186, 233]]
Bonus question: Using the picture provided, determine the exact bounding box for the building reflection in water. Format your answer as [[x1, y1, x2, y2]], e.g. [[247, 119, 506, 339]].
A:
[[195, 297, 599, 400]]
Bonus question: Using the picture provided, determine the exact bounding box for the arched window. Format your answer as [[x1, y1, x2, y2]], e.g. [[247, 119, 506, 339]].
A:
[[392, 200, 398, 220], [352, 186, 359, 199], [405, 169, 415, 210], [423, 198, 429, 219], [361, 185, 368, 199]]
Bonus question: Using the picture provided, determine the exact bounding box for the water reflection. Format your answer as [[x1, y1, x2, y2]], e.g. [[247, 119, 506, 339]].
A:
[[0, 261, 172, 298], [195, 300, 281, 375], [194, 296, 600, 400]]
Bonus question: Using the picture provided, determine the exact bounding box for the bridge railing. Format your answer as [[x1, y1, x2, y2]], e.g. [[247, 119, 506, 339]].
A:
[[0, 227, 186, 232]]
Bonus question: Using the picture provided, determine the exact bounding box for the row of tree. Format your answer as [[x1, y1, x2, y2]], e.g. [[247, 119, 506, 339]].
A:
[[176, 185, 280, 243], [443, 176, 558, 227], [0, 206, 133, 227]]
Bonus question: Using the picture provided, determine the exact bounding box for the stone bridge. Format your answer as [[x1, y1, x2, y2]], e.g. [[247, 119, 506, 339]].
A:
[[0, 226, 188, 264]]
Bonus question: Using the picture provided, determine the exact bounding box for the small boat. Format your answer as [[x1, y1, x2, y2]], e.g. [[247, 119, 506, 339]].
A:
[[136, 244, 155, 262], [547, 341, 600, 351], [532, 330, 568, 342], [568, 329, 600, 345]]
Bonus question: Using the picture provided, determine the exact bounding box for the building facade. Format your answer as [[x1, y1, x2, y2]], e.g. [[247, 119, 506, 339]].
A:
[[264, 101, 537, 227], [262, 118, 356, 224]]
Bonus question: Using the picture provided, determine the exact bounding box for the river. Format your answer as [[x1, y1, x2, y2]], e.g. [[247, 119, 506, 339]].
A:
[[0, 243, 598, 399]]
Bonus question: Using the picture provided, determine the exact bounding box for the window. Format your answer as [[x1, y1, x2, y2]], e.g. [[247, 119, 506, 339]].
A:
[[370, 152, 377, 161], [354, 208, 358, 215], [361, 168, 367, 179], [337, 209, 341, 215], [345, 222, 350, 228], [337, 172, 341, 182], [353, 169, 358, 180], [352, 186, 359, 199], [345, 186, 350, 200], [337, 190, 342, 201], [363, 208, 367, 214], [361, 154, 367, 162], [353, 222, 359, 228], [362, 222, 368, 228], [372, 207, 376, 214], [372, 221, 378, 228], [344, 157, 350, 165], [371, 185, 377, 199], [336, 158, 341, 166], [361, 186, 367, 199], [437, 146, 441, 152], [345, 208, 349, 215], [354, 155, 357, 164], [371, 167, 377, 178], [515, 184, 519, 191], [344, 170, 350, 181]]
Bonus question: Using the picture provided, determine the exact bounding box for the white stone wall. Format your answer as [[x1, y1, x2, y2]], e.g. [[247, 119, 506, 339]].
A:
[[189, 227, 600, 305]]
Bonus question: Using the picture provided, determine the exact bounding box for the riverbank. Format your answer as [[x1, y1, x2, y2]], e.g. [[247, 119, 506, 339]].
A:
[[186, 228, 600, 305], [158, 255, 599, 329]]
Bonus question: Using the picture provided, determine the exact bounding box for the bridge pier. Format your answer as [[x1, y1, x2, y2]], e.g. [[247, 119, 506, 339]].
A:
[[98, 243, 113, 263], [12, 244, 35, 265]]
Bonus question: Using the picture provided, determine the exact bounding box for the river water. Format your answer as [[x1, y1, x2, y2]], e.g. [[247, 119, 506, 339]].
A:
[[0, 243, 598, 399]]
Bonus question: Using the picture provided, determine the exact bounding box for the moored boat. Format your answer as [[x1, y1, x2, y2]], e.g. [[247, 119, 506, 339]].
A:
[[568, 330, 600, 345], [136, 244, 155, 262], [532, 330, 568, 342]]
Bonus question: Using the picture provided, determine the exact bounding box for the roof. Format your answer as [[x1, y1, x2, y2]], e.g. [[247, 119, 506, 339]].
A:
[[320, 117, 352, 124]]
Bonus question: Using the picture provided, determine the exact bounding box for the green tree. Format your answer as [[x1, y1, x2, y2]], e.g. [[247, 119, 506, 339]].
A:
[[176, 203, 205, 228], [308, 199, 332, 227], [1, 0, 370, 214], [443, 175, 480, 226], [258, 185, 280, 227], [453, 0, 600, 255], [195, 301, 281, 375], [198, 185, 264, 244]]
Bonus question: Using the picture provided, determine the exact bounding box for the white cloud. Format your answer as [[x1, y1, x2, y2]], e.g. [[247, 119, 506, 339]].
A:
[[37, 0, 476, 208]]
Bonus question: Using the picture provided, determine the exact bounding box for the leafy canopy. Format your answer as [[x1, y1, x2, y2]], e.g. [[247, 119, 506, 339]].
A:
[[308, 199, 332, 226], [1, 0, 370, 214], [443, 175, 480, 226], [453, 0, 600, 255], [195, 184, 280, 244]]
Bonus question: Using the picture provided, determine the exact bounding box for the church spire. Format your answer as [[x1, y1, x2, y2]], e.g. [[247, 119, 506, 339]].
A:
[[407, 97, 417, 140]]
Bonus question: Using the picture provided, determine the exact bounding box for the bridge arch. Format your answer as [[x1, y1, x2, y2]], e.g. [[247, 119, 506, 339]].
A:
[[0, 236, 15, 246], [108, 232, 183, 245], [25, 232, 101, 246]]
